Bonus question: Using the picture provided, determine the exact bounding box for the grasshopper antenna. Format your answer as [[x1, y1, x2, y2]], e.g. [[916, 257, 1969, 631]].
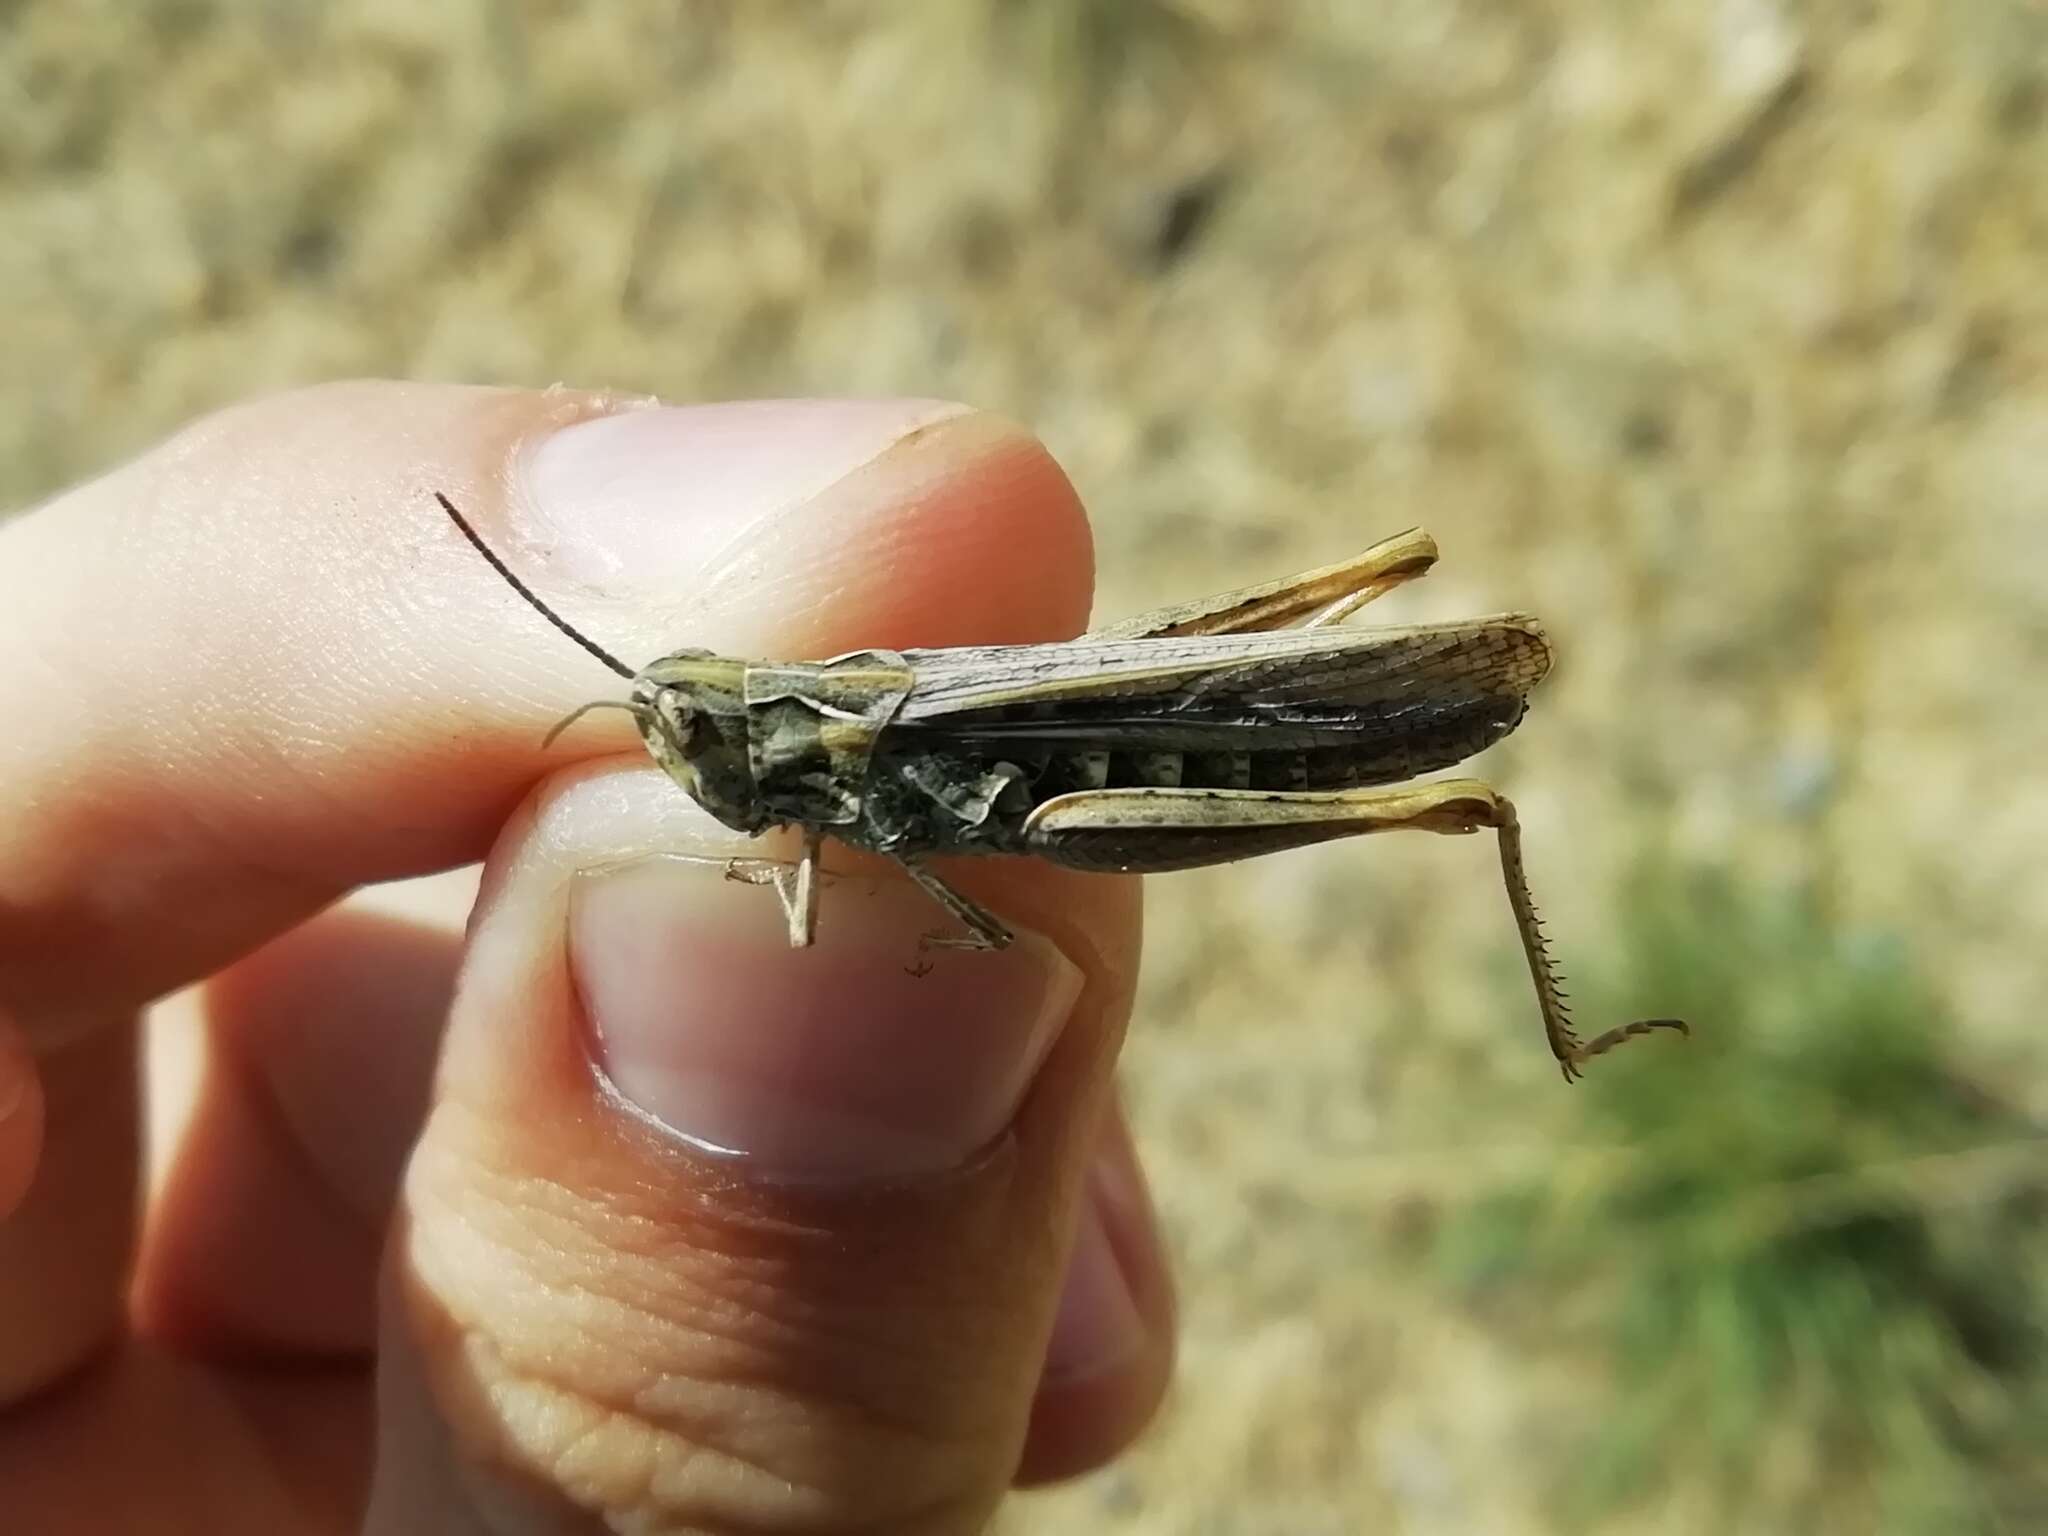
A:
[[435, 492, 636, 681]]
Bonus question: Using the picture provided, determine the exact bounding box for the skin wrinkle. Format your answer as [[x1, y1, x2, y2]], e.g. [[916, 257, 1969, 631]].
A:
[[451, 1338, 696, 1522], [444, 1293, 938, 1534], [609, 1232, 1014, 1438], [409, 1102, 1024, 1527], [442, 1145, 987, 1433], [413, 1137, 811, 1404], [544, 1124, 1046, 1396]]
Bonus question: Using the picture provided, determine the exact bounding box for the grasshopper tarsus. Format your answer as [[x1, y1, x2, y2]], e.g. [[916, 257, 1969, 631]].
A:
[[1559, 1017, 1692, 1083]]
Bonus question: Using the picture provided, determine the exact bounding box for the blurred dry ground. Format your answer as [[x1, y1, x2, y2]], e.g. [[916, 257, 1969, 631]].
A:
[[5, 3, 2046, 1532]]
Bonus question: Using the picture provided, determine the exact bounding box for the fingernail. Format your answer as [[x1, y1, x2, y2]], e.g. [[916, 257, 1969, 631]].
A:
[[1042, 1195, 1146, 1387], [570, 857, 1080, 1182], [524, 400, 971, 589]]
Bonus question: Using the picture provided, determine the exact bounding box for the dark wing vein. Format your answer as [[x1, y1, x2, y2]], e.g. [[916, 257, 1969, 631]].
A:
[[888, 616, 1550, 755]]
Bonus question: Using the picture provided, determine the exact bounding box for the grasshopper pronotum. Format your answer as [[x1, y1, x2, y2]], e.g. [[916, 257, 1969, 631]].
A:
[[438, 493, 1684, 1081]]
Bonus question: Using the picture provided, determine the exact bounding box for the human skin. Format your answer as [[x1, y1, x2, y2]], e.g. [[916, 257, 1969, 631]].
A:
[[0, 384, 1173, 1534]]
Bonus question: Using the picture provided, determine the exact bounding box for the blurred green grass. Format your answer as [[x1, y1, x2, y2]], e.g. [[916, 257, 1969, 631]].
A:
[[1437, 864, 2048, 1532]]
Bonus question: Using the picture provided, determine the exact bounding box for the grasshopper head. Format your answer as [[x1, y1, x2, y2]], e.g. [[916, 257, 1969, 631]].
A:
[[629, 651, 765, 833]]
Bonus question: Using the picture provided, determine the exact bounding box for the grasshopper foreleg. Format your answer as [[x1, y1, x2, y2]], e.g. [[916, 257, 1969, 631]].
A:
[[724, 829, 824, 947], [1023, 779, 1686, 1080]]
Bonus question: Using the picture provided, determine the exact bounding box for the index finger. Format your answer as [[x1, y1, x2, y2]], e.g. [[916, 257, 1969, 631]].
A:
[[0, 383, 1096, 1030]]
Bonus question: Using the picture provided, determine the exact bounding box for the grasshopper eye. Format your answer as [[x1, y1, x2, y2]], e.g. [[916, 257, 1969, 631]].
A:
[[653, 687, 699, 749]]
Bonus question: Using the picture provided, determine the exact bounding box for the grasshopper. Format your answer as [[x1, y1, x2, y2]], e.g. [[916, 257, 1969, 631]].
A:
[[437, 493, 1684, 1080]]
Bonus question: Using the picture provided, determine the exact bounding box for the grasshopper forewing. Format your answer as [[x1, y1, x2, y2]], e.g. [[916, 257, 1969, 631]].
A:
[[436, 493, 1685, 1081]]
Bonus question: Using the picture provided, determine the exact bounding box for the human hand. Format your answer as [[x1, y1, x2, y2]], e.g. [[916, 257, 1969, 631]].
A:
[[0, 385, 1172, 1534]]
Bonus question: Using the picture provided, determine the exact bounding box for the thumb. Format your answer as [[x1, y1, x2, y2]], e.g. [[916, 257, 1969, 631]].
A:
[[369, 764, 1143, 1535]]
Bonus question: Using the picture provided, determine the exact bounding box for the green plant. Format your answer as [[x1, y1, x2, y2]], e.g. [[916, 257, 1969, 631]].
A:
[[1437, 865, 2048, 1532]]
